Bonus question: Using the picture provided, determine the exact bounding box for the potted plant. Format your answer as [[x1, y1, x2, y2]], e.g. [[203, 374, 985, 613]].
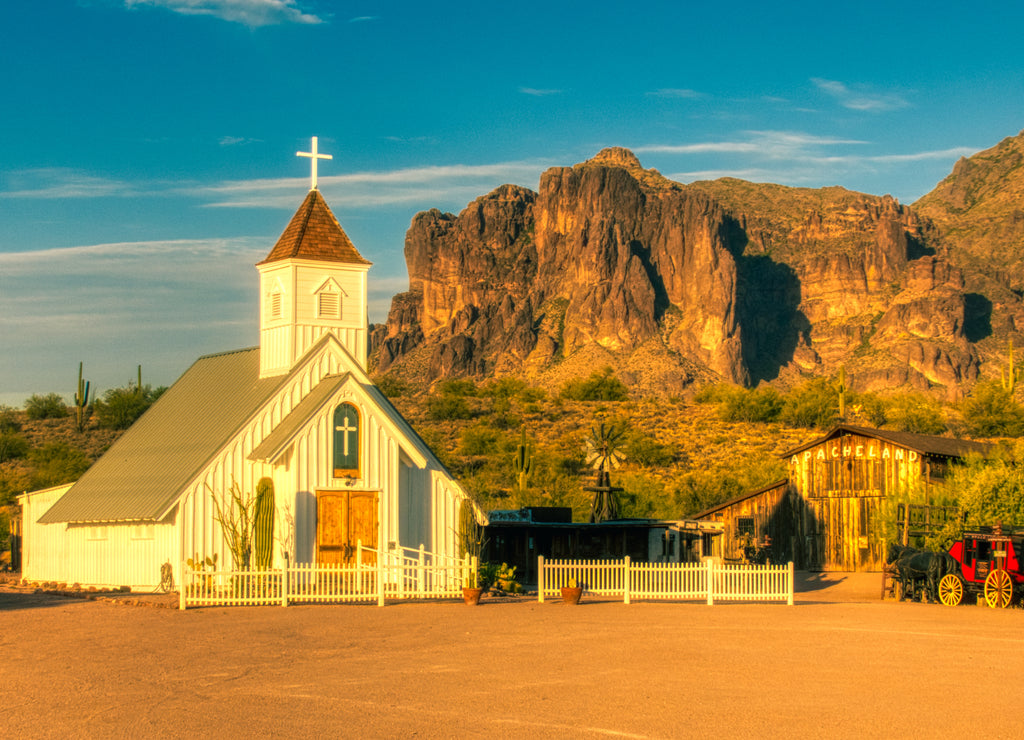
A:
[[561, 577, 583, 605], [462, 569, 484, 605]]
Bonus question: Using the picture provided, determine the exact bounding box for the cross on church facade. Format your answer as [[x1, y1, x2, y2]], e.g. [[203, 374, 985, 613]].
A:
[[297, 136, 333, 190], [335, 416, 357, 457]]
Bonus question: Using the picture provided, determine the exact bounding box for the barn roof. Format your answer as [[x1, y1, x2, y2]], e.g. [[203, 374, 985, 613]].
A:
[[257, 189, 371, 266], [691, 479, 790, 520], [782, 424, 992, 460], [39, 348, 284, 524]]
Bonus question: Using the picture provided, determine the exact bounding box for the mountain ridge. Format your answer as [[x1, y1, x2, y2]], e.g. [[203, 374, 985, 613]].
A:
[[370, 130, 1024, 399]]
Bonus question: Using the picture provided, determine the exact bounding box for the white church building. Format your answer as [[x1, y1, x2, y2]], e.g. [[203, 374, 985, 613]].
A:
[[19, 140, 479, 591]]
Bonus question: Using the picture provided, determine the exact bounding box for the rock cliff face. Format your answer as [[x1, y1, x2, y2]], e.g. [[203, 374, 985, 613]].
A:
[[372, 140, 1024, 397]]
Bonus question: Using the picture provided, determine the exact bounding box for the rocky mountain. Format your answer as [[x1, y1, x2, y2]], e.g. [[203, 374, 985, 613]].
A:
[[371, 132, 1024, 399]]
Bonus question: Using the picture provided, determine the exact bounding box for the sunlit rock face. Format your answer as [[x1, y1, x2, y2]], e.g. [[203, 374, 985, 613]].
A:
[[371, 145, 1022, 398]]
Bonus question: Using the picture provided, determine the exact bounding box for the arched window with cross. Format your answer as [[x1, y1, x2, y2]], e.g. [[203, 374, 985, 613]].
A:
[[332, 403, 361, 478]]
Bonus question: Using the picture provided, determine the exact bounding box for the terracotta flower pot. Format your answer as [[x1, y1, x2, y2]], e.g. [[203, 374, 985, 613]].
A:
[[463, 587, 483, 605], [561, 586, 583, 605]]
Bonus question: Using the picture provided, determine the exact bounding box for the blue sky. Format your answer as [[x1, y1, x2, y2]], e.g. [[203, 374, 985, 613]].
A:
[[2, 0, 1023, 406]]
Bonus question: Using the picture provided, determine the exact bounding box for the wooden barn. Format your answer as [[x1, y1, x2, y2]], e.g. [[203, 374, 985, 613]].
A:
[[696, 425, 991, 572]]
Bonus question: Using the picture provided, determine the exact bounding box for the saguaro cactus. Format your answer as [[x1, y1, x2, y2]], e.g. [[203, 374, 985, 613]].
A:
[[253, 477, 275, 570], [1001, 340, 1020, 394], [837, 366, 848, 422], [74, 362, 91, 433], [512, 428, 534, 499]]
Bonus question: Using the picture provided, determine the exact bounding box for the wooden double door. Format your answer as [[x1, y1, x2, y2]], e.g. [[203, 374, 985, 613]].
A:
[[316, 490, 378, 565]]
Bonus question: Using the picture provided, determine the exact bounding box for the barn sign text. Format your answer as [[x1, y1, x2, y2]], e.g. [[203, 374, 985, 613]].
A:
[[790, 443, 919, 466]]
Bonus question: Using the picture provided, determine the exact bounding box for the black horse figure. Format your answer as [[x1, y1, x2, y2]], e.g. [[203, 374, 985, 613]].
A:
[[886, 542, 955, 603]]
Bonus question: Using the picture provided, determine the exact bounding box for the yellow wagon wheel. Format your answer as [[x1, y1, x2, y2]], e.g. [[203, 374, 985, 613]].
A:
[[984, 568, 1014, 609], [938, 573, 964, 606]]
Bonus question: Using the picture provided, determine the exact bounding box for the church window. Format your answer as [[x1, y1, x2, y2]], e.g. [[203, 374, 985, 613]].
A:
[[333, 403, 360, 478], [318, 291, 341, 319]]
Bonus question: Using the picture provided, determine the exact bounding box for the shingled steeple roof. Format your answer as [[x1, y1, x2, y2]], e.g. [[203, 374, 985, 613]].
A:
[[258, 189, 371, 266]]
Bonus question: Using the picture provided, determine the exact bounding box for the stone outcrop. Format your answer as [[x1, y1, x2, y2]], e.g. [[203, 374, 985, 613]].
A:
[[371, 143, 1024, 397]]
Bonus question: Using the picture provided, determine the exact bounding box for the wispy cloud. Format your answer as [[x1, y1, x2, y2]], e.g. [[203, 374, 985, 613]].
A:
[[348, 15, 378, 23], [122, 0, 324, 27], [0, 168, 135, 199], [519, 87, 562, 97], [0, 237, 268, 399], [219, 136, 262, 147], [636, 130, 977, 193], [811, 77, 910, 112], [194, 160, 554, 209], [646, 88, 704, 99]]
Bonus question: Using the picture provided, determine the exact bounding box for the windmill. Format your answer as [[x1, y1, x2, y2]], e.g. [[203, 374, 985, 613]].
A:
[[583, 422, 626, 523]]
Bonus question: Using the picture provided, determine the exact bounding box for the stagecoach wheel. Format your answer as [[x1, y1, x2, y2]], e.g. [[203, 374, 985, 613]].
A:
[[938, 573, 964, 606], [984, 569, 1014, 609]]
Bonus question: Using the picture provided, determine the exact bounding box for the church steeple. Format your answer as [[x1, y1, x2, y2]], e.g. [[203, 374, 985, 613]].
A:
[[257, 139, 372, 378]]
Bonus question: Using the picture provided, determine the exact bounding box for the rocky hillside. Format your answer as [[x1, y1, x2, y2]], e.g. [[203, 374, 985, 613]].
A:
[[371, 133, 1024, 399]]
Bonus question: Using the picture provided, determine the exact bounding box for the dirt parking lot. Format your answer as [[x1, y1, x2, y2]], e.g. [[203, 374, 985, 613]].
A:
[[3, 575, 1024, 738]]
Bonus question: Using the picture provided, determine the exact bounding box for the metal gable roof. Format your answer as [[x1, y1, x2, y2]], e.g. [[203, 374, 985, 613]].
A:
[[248, 374, 349, 463], [781, 424, 993, 460], [39, 348, 284, 524]]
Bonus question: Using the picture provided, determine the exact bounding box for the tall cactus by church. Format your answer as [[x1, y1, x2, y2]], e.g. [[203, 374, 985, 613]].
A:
[[253, 477, 275, 570]]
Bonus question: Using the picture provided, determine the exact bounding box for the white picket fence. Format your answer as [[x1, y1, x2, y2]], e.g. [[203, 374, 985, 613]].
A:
[[180, 544, 476, 609], [538, 556, 794, 605]]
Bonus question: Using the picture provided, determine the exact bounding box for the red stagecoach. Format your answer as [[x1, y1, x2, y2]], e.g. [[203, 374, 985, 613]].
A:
[[939, 527, 1024, 608]]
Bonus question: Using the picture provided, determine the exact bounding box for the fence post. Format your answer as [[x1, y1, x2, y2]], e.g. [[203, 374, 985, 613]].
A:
[[624, 555, 631, 605], [706, 559, 714, 606], [282, 553, 289, 607], [179, 563, 187, 610], [377, 547, 385, 607], [538, 555, 545, 603], [787, 561, 794, 606]]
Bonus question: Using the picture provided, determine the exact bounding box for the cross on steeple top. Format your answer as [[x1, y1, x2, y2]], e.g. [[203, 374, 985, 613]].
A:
[[296, 136, 332, 190]]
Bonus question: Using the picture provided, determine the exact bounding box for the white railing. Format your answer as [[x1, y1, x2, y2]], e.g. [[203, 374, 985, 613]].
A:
[[538, 556, 794, 605], [180, 545, 476, 609]]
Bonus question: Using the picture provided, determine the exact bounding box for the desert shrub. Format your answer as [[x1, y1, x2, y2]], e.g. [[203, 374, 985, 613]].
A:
[[946, 443, 1024, 528], [93, 385, 162, 430], [24, 392, 68, 420], [28, 442, 91, 489], [780, 377, 839, 429], [623, 431, 675, 466], [960, 381, 1024, 437], [427, 393, 474, 421], [883, 392, 947, 435], [693, 383, 736, 405], [0, 406, 21, 433], [560, 367, 629, 402], [437, 378, 478, 397], [0, 432, 30, 464], [459, 425, 502, 456], [669, 453, 788, 517], [856, 393, 889, 427], [719, 386, 782, 423], [373, 374, 408, 397]]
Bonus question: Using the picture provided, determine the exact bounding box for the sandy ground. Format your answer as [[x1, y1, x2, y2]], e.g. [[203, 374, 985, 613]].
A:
[[3, 573, 1023, 738]]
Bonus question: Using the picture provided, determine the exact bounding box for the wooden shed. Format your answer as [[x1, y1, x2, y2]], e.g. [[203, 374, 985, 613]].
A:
[[697, 425, 991, 572]]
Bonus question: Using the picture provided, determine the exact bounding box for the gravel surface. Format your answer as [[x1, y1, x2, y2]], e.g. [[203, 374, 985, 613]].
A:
[[3, 576, 1023, 738]]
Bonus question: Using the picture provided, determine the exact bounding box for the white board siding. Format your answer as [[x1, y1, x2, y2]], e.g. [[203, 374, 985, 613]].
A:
[[20, 485, 72, 583]]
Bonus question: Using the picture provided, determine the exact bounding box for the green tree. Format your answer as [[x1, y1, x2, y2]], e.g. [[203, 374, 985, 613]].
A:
[[0, 406, 21, 433], [0, 432, 29, 464], [780, 377, 839, 429], [560, 367, 629, 402], [947, 443, 1024, 529], [24, 393, 68, 420], [93, 384, 163, 430], [960, 381, 1024, 437], [28, 442, 91, 489], [884, 392, 947, 435]]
